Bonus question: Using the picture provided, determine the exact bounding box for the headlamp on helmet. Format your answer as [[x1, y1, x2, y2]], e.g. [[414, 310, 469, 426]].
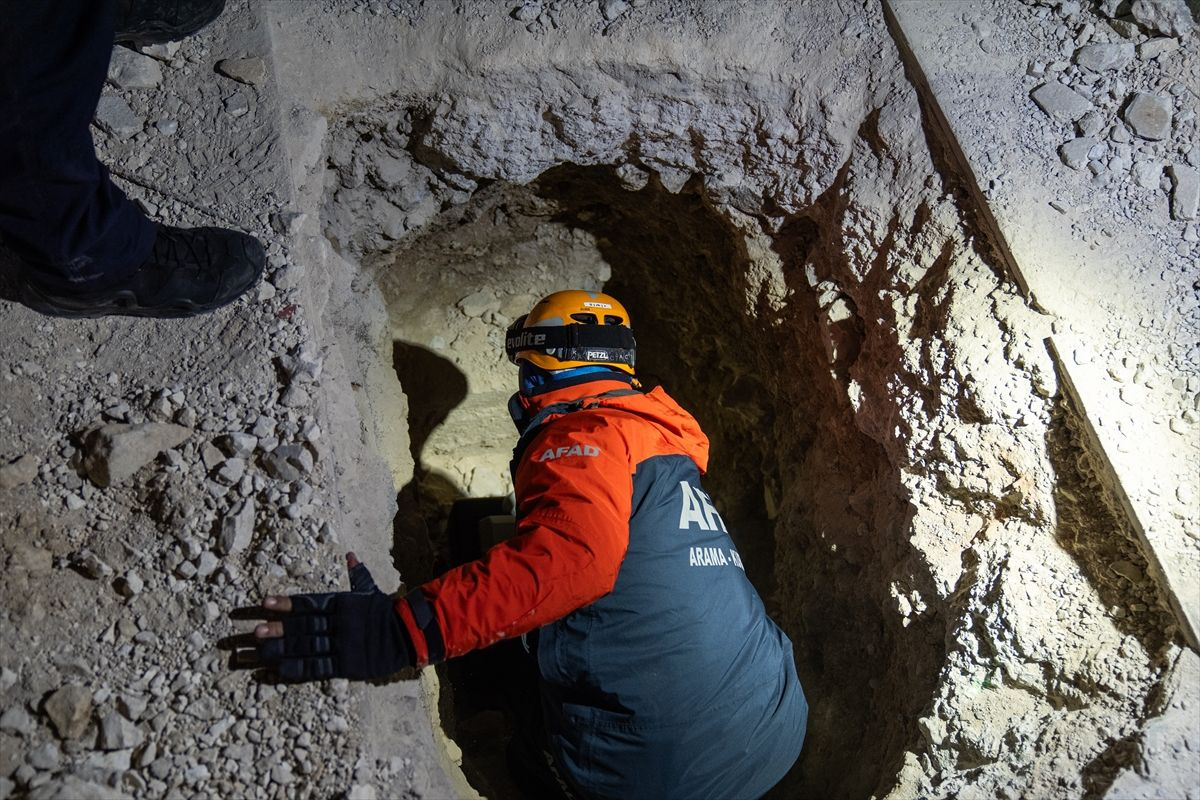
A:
[[504, 290, 636, 374]]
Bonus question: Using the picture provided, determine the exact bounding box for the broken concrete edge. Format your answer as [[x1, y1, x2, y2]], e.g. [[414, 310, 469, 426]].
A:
[[1045, 336, 1199, 653], [879, 0, 1041, 311]]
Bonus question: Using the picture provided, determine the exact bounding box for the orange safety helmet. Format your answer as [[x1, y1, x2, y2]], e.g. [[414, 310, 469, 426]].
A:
[[504, 290, 636, 375]]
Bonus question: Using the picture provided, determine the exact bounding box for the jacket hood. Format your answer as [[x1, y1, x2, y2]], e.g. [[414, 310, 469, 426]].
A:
[[527, 379, 711, 473]]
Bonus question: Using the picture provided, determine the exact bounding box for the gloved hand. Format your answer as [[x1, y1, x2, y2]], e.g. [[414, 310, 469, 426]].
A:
[[254, 553, 413, 681]]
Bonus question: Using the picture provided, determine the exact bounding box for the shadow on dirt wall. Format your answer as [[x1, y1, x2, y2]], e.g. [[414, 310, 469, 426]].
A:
[[534, 162, 945, 800]]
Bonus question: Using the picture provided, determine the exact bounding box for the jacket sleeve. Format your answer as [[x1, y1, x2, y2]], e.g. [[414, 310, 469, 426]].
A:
[[396, 413, 633, 665]]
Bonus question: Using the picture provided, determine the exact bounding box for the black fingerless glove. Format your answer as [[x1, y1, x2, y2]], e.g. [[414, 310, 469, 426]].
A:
[[257, 562, 413, 681]]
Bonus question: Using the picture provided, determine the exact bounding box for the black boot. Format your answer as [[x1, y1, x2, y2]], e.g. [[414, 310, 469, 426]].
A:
[[114, 0, 227, 47], [16, 225, 266, 319]]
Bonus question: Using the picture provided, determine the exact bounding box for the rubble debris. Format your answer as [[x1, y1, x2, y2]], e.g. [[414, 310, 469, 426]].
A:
[[1130, 0, 1194, 38], [93, 95, 142, 139], [511, 2, 540, 21], [216, 56, 268, 85], [1168, 165, 1199, 220], [1073, 42, 1134, 71], [0, 454, 38, 489], [43, 685, 93, 740], [0, 707, 34, 737], [107, 47, 163, 89], [214, 457, 246, 485], [601, 0, 630, 21], [216, 432, 258, 458], [138, 41, 180, 61], [1138, 37, 1181, 59], [97, 712, 144, 751], [224, 91, 251, 117], [72, 549, 114, 579], [27, 741, 61, 771], [217, 500, 256, 555], [263, 445, 313, 481], [1031, 82, 1094, 124], [115, 571, 144, 598], [1060, 136, 1100, 169], [81, 423, 192, 487], [1123, 91, 1173, 140], [1132, 160, 1163, 188]]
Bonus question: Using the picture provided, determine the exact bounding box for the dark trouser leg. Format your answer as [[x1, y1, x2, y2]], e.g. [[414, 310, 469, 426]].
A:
[[0, 0, 155, 289]]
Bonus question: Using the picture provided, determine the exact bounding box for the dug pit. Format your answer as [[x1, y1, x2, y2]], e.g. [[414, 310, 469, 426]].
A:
[[297, 5, 1185, 797]]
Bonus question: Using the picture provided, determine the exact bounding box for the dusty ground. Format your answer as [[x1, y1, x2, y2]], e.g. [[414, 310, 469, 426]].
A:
[[0, 1, 1197, 799]]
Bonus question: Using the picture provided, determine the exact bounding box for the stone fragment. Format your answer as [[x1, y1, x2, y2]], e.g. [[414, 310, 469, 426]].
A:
[[216, 57, 267, 85], [64, 493, 86, 512], [115, 571, 144, 597], [97, 712, 143, 751], [93, 96, 142, 139], [1074, 42, 1135, 70], [139, 41, 181, 61], [1060, 137, 1099, 169], [215, 433, 257, 458], [1123, 92, 1173, 139], [218, 500, 256, 555], [44, 685, 92, 740], [27, 742, 61, 771], [117, 694, 147, 722], [1076, 109, 1106, 137], [200, 442, 224, 471], [280, 385, 310, 408], [73, 550, 113, 579], [511, 2, 541, 21], [194, 551, 219, 579], [0, 454, 38, 489], [107, 47, 163, 89], [1110, 560, 1145, 583], [155, 118, 177, 136], [81, 423, 192, 487], [215, 458, 246, 485], [0, 707, 34, 736], [1168, 165, 1199, 220], [224, 92, 250, 117], [263, 445, 313, 482], [1031, 82, 1094, 123], [1130, 0, 1193, 37], [1139, 37, 1181, 59], [279, 346, 322, 383], [601, 0, 630, 21]]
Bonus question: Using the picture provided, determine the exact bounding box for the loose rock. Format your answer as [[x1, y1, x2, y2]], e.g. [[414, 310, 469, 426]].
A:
[[107, 47, 163, 89], [263, 445, 313, 482], [224, 92, 250, 117], [81, 423, 192, 487], [44, 685, 92, 740], [97, 712, 144, 751], [1130, 0, 1194, 38], [1123, 91, 1173, 140], [1059, 137, 1099, 170], [1073, 42, 1134, 71], [218, 499, 256, 555], [0, 707, 34, 737], [93, 96, 142, 139], [27, 742, 61, 771], [1168, 165, 1199, 221], [216, 56, 268, 85], [1032, 82, 1094, 124]]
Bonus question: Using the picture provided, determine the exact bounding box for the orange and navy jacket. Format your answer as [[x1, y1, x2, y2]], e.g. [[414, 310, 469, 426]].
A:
[[396, 378, 807, 800]]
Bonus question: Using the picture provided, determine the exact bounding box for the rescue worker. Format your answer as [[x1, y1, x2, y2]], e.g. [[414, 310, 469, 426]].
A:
[[248, 290, 807, 799]]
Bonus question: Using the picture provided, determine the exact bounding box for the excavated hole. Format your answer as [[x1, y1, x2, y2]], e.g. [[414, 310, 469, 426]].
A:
[[335, 153, 943, 799]]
